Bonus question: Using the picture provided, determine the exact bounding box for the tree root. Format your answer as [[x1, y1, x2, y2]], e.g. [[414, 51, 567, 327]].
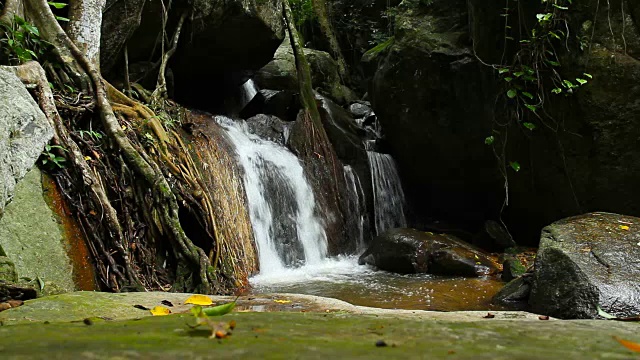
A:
[[1, 61, 141, 290], [22, 0, 220, 293]]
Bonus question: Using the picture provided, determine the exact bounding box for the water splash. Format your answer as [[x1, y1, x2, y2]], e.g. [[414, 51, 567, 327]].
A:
[[217, 116, 327, 275], [367, 151, 407, 235]]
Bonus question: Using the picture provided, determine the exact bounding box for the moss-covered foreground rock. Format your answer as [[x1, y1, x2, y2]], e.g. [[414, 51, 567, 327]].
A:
[[1, 306, 640, 359], [0, 291, 639, 358]]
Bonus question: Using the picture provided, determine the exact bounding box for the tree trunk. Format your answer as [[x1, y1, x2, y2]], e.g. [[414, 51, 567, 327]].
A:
[[67, 0, 106, 67]]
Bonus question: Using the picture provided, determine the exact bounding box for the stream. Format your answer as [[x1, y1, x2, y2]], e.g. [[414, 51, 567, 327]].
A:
[[250, 256, 504, 312]]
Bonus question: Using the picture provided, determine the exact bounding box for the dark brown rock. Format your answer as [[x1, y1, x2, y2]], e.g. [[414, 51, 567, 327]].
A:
[[359, 228, 498, 276]]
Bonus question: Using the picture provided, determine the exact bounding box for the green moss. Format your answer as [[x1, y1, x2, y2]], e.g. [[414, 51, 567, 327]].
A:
[[1, 310, 639, 358]]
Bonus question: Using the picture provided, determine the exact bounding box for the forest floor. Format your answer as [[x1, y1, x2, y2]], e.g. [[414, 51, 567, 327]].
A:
[[0, 291, 638, 359]]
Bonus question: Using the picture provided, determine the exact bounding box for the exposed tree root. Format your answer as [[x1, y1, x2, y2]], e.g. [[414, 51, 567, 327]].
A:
[[17, 0, 221, 293]]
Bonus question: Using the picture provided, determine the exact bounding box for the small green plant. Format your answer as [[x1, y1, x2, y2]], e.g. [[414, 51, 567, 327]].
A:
[[47, 2, 71, 23], [78, 129, 104, 142], [0, 15, 49, 65], [486, 0, 592, 173], [40, 144, 68, 169]]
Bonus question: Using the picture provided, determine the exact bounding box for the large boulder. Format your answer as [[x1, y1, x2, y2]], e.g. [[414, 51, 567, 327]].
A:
[[100, 0, 146, 73], [359, 228, 498, 276], [103, 0, 285, 108], [172, 0, 285, 108], [0, 68, 53, 219], [255, 36, 357, 105], [0, 169, 76, 294], [529, 213, 640, 319]]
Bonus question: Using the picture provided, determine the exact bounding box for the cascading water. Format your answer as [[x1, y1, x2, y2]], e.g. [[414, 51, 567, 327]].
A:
[[343, 165, 366, 250], [217, 116, 328, 276], [239, 79, 258, 108], [367, 151, 407, 235]]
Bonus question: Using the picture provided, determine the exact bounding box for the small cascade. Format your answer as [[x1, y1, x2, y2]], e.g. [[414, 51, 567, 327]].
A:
[[343, 165, 366, 251], [239, 79, 258, 110], [367, 151, 407, 235], [217, 117, 328, 275]]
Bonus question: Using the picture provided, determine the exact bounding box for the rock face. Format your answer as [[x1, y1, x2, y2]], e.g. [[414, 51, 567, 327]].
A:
[[255, 36, 356, 105], [0, 169, 76, 294], [0, 68, 53, 219], [529, 213, 640, 319], [359, 228, 498, 276], [366, 0, 640, 244], [102, 0, 285, 108]]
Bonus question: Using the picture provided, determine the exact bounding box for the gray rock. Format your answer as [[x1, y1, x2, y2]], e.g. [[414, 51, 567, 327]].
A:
[[0, 256, 17, 283], [348, 101, 373, 118], [502, 256, 526, 282], [359, 228, 498, 276], [0, 68, 53, 219], [100, 0, 145, 73], [245, 114, 291, 146], [255, 35, 357, 105], [493, 276, 531, 310], [529, 213, 640, 319], [0, 168, 76, 294]]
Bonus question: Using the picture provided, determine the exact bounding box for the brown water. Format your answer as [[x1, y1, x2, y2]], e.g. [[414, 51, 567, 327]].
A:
[[250, 256, 506, 312]]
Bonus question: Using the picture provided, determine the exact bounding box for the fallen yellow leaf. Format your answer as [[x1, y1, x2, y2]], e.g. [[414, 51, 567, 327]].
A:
[[84, 156, 91, 161], [620, 225, 630, 231], [273, 300, 291, 304], [184, 294, 213, 306], [614, 336, 640, 352], [149, 306, 171, 316]]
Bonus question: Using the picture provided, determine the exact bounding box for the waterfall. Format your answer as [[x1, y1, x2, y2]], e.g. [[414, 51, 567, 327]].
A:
[[343, 165, 366, 250], [217, 116, 328, 275], [239, 79, 258, 110], [367, 151, 407, 235]]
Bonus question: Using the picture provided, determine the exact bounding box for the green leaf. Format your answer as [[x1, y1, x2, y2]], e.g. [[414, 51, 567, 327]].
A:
[[507, 89, 517, 98], [521, 91, 534, 100], [509, 161, 521, 172], [523, 122, 536, 130], [48, 1, 68, 9], [551, 88, 562, 94], [576, 78, 588, 85], [513, 71, 525, 77], [524, 104, 537, 113], [583, 73, 593, 79], [504, 77, 513, 82], [498, 68, 509, 74], [55, 16, 70, 22], [485, 136, 495, 145], [597, 306, 617, 320]]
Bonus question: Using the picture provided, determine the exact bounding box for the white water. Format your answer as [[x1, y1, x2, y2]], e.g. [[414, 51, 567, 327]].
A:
[[367, 151, 407, 235], [343, 165, 366, 250], [240, 79, 258, 107], [218, 116, 328, 276]]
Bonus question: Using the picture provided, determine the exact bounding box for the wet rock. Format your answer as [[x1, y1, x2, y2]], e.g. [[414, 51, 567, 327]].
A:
[[0, 68, 53, 219], [473, 220, 516, 251], [501, 257, 526, 282], [255, 35, 357, 105], [240, 89, 300, 122], [529, 213, 640, 319], [245, 114, 291, 146], [348, 101, 373, 118], [493, 276, 531, 311], [359, 228, 498, 276]]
